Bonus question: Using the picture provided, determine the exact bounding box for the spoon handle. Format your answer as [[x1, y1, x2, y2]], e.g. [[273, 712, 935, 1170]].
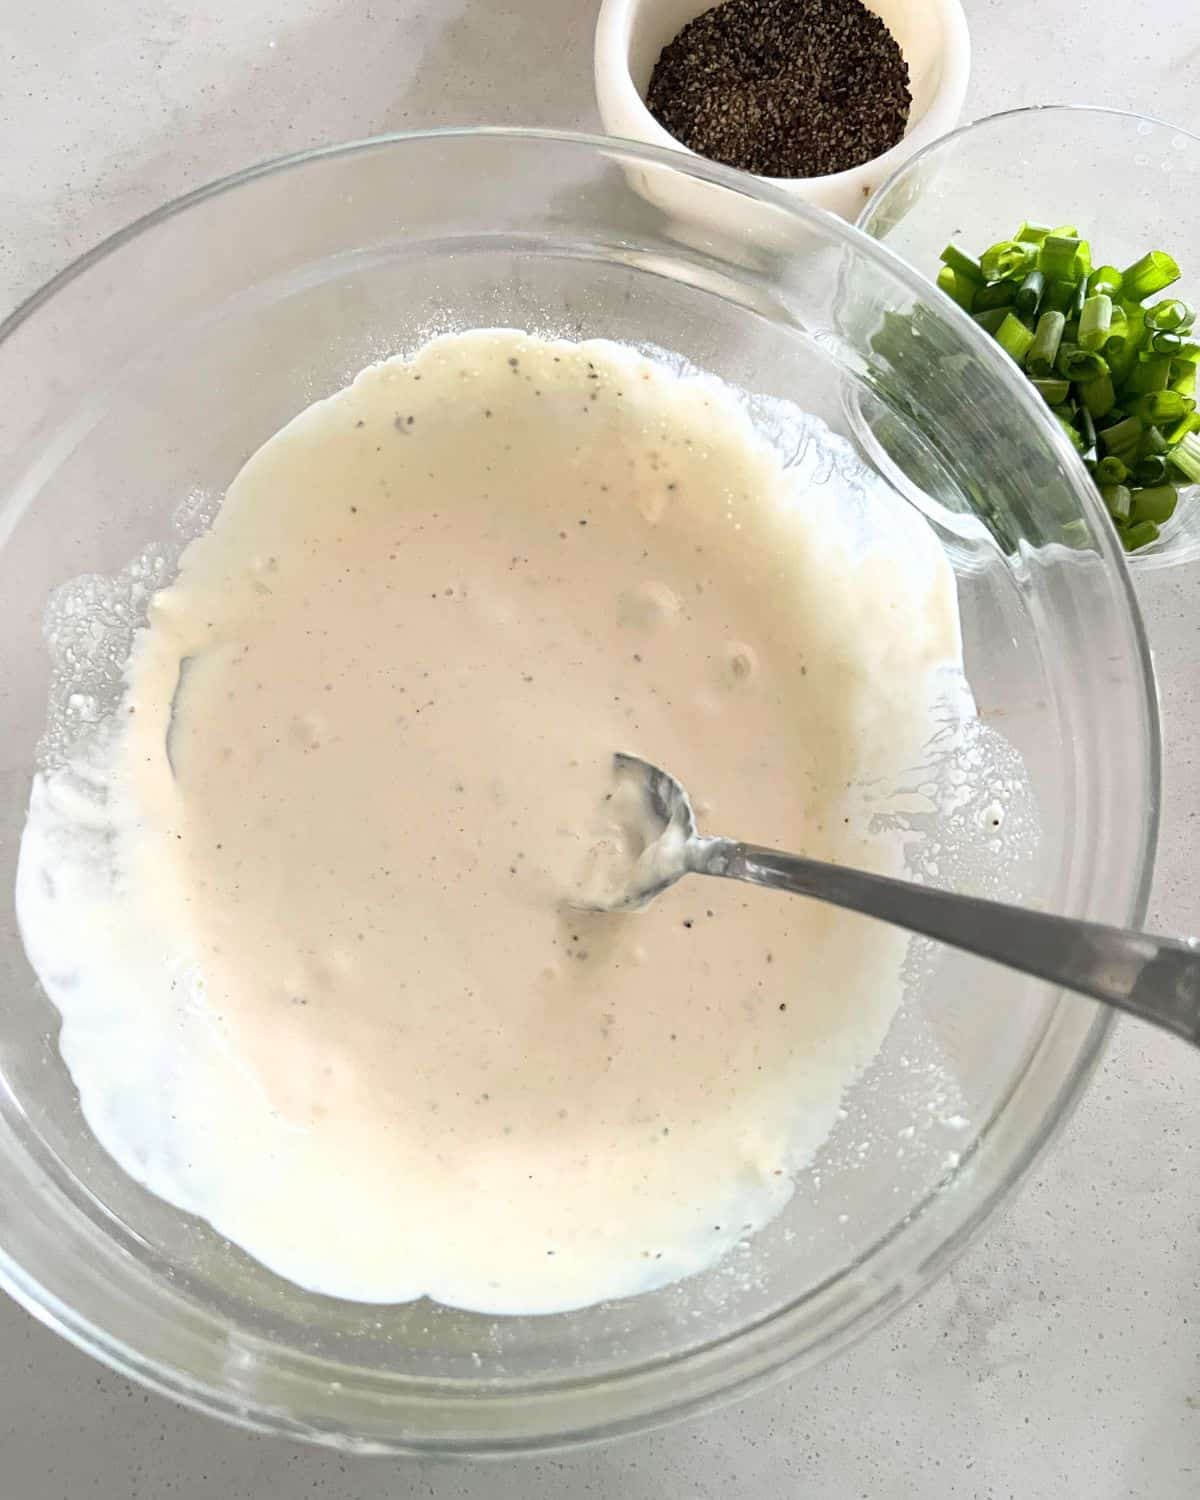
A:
[[697, 838, 1200, 1045]]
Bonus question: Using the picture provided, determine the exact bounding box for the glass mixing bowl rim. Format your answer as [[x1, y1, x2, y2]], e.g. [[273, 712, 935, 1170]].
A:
[[0, 126, 1162, 1453]]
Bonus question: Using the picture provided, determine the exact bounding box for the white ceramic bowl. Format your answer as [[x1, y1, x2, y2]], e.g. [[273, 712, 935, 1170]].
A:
[[595, 0, 971, 219]]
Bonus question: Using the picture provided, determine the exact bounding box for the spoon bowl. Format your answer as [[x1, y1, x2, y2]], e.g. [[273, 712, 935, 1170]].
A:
[[583, 752, 699, 910]]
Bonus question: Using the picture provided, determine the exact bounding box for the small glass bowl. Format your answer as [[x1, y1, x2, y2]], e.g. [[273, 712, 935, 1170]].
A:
[[858, 104, 1200, 570]]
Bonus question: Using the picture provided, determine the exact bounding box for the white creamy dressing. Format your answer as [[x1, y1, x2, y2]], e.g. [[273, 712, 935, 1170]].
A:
[[17, 330, 963, 1313]]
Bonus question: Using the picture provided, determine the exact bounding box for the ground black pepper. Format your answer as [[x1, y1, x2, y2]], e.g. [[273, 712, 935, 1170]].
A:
[[645, 0, 911, 179]]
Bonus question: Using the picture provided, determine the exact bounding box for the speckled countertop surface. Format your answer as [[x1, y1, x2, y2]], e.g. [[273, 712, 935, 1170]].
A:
[[2, 2, 1198, 1495]]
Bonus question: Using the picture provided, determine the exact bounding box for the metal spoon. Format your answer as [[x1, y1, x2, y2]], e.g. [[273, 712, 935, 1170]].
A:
[[580, 753, 1200, 1047]]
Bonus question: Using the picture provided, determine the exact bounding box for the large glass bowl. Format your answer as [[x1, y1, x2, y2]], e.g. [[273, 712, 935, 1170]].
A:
[[857, 104, 1200, 569], [0, 129, 1159, 1454]]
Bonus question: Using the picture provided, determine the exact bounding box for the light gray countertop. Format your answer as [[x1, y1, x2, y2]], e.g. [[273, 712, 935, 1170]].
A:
[[2, 2, 1198, 1494]]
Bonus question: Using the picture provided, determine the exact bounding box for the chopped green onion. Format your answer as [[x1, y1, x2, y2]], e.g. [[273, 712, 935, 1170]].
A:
[[1056, 413, 1085, 451], [1130, 390, 1195, 424], [1112, 309, 1148, 362], [1078, 293, 1113, 351], [1135, 454, 1170, 486], [1014, 270, 1046, 318], [1122, 251, 1181, 301], [972, 307, 1010, 334], [940, 243, 985, 283], [1094, 455, 1129, 485], [1039, 235, 1085, 280], [1057, 345, 1108, 382], [1078, 404, 1098, 456], [1130, 484, 1178, 524], [1088, 266, 1123, 297], [1126, 354, 1173, 395], [1107, 342, 1139, 386], [1032, 376, 1071, 404], [981, 240, 1039, 283], [996, 312, 1035, 363], [1139, 425, 1169, 458], [1166, 412, 1200, 446], [1100, 416, 1143, 459], [1042, 278, 1078, 313], [1121, 519, 1160, 550], [1144, 298, 1194, 332], [974, 280, 1018, 311], [1078, 371, 1116, 420], [1080, 405, 1098, 456], [920, 220, 1194, 549], [937, 265, 977, 312], [1169, 429, 1200, 482], [1104, 319, 1131, 359], [1026, 311, 1066, 377], [1149, 330, 1184, 355]]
